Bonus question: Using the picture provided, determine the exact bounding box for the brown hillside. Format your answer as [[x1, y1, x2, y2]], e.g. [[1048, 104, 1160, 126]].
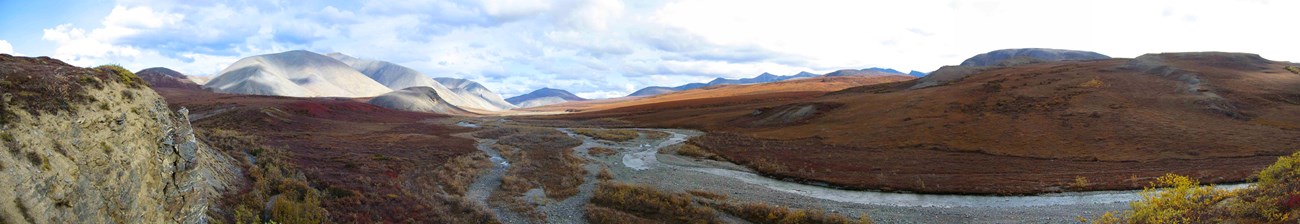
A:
[[551, 52, 1300, 194]]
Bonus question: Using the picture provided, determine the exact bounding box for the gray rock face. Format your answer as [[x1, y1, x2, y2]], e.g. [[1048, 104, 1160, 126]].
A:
[[0, 76, 240, 223], [959, 48, 1110, 67]]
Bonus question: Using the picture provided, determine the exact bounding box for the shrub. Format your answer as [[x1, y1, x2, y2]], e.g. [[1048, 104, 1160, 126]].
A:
[[1286, 66, 1300, 75], [588, 182, 720, 223], [1084, 151, 1300, 223], [1072, 176, 1091, 189], [95, 64, 142, 88], [1079, 77, 1104, 88], [718, 202, 872, 224]]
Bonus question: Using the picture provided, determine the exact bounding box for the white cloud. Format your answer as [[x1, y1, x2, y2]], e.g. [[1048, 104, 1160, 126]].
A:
[[32, 0, 1300, 99], [0, 40, 14, 55]]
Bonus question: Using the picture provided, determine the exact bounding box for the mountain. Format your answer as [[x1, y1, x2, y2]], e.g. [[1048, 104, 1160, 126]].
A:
[[507, 87, 586, 108], [824, 67, 906, 77], [368, 86, 470, 115], [0, 55, 238, 223], [136, 67, 202, 89], [327, 52, 514, 112], [434, 77, 516, 111], [908, 70, 927, 77], [203, 50, 392, 97], [627, 86, 681, 97], [911, 48, 1111, 89], [326, 53, 445, 90], [959, 48, 1110, 67], [628, 71, 822, 97]]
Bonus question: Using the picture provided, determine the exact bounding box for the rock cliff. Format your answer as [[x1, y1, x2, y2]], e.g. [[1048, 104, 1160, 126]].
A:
[[0, 54, 240, 223]]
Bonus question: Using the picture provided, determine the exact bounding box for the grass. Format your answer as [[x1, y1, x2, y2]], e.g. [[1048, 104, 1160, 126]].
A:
[[94, 64, 142, 88], [589, 147, 617, 157], [1083, 150, 1300, 223], [673, 143, 724, 161], [643, 131, 671, 140], [588, 181, 873, 224], [588, 182, 721, 224], [433, 152, 492, 196], [198, 129, 329, 224], [1286, 65, 1300, 75], [572, 128, 640, 142], [717, 202, 872, 224]]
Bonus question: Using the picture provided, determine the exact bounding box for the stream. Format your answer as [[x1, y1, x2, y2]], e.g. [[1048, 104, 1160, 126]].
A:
[[617, 129, 1252, 208]]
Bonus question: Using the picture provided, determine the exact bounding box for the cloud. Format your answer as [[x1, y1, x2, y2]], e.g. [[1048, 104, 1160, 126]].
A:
[[0, 40, 13, 55], [28, 0, 1300, 99]]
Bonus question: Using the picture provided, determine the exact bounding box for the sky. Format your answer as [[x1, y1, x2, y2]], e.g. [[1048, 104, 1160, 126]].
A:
[[1, 0, 1296, 99]]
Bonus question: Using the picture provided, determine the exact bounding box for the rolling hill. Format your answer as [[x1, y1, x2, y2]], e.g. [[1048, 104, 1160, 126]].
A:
[[549, 51, 1300, 194], [507, 87, 587, 108], [434, 77, 516, 111], [202, 50, 392, 97], [136, 67, 202, 89]]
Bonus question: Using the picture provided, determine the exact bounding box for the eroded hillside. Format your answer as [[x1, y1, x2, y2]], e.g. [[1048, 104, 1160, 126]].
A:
[[0, 55, 240, 223]]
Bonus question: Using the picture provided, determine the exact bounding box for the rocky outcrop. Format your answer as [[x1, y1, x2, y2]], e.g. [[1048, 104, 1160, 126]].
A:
[[0, 55, 240, 223]]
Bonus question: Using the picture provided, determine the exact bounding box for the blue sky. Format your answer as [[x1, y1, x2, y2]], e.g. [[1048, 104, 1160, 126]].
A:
[[1, 0, 1296, 99]]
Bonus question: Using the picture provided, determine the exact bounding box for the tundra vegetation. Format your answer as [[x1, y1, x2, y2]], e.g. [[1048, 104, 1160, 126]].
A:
[[1084, 151, 1300, 223]]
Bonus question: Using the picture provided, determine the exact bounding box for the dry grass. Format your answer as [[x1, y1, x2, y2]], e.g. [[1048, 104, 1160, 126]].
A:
[[434, 152, 493, 196], [588, 182, 721, 224], [585, 205, 665, 224], [643, 130, 671, 140], [717, 202, 872, 224], [487, 128, 588, 222], [673, 143, 724, 161], [589, 147, 618, 157], [572, 128, 640, 142]]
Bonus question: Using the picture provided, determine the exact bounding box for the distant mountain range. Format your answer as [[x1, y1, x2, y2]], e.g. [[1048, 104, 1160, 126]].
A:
[[200, 50, 515, 114], [506, 87, 587, 108], [628, 68, 915, 97]]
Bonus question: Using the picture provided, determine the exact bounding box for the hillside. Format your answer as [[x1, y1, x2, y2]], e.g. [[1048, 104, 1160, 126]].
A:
[[551, 52, 1300, 194], [534, 75, 915, 114], [136, 67, 202, 89], [0, 55, 240, 223], [628, 71, 822, 97], [203, 50, 392, 97], [507, 87, 587, 108], [368, 86, 472, 115], [434, 77, 516, 111], [960, 48, 1110, 67]]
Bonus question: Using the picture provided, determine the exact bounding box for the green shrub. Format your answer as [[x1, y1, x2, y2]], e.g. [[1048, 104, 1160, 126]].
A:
[[1084, 151, 1300, 223], [1285, 66, 1300, 75], [95, 64, 142, 88]]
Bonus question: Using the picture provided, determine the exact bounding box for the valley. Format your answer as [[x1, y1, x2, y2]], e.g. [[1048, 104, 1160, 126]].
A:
[[5, 47, 1299, 223]]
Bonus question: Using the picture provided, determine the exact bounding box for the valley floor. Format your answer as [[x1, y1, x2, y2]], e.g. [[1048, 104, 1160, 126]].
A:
[[457, 118, 1241, 223]]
